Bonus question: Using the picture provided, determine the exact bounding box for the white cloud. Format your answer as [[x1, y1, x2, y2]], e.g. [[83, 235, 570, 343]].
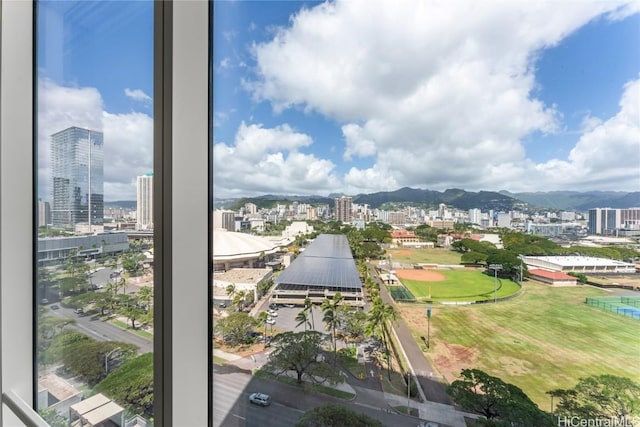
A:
[[532, 78, 640, 190], [213, 122, 341, 197], [38, 79, 153, 201], [219, 57, 232, 70], [342, 123, 377, 161], [124, 88, 152, 104], [242, 1, 637, 193]]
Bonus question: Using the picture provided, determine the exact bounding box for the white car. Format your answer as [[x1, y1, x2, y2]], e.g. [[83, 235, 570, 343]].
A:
[[266, 317, 276, 325], [249, 392, 271, 406], [267, 309, 278, 317]]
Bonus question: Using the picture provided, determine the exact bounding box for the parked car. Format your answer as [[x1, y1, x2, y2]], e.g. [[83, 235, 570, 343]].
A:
[[265, 317, 276, 325], [50, 305, 59, 310], [249, 392, 271, 407], [285, 304, 295, 308], [268, 304, 279, 310], [74, 308, 84, 315], [267, 309, 278, 317]]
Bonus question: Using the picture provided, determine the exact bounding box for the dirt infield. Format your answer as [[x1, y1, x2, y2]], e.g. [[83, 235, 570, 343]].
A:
[[396, 269, 446, 281], [394, 250, 413, 256]]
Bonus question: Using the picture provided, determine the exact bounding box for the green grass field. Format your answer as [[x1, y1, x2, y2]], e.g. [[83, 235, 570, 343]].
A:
[[387, 247, 462, 265], [398, 281, 640, 409], [401, 270, 521, 301]]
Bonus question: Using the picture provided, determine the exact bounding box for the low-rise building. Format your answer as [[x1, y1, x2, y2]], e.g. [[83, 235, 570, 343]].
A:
[[528, 269, 578, 286], [521, 255, 636, 275]]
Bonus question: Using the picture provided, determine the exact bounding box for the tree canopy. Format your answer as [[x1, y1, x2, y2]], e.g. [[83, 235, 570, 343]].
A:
[[552, 374, 640, 420], [215, 311, 257, 346], [56, 339, 137, 386], [265, 331, 342, 385], [94, 352, 154, 418], [295, 403, 383, 427], [447, 369, 552, 426]]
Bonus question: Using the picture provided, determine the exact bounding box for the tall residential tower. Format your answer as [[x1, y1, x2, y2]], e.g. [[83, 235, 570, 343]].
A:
[[334, 196, 352, 223], [136, 173, 154, 230], [51, 127, 104, 229]]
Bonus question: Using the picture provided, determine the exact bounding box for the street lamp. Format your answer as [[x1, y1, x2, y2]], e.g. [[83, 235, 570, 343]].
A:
[[489, 264, 503, 303], [426, 304, 432, 348], [105, 347, 121, 375], [407, 371, 411, 407]]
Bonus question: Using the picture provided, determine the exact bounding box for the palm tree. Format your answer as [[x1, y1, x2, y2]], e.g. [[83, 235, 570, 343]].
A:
[[321, 292, 343, 366], [295, 310, 311, 332], [225, 283, 236, 301], [365, 297, 398, 380], [304, 296, 315, 330], [233, 289, 247, 311], [256, 311, 269, 349], [137, 285, 153, 311]]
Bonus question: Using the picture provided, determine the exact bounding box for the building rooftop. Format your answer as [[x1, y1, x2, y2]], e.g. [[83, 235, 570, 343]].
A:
[[275, 234, 361, 290], [529, 269, 576, 281], [212, 229, 281, 260], [213, 267, 272, 284], [38, 373, 81, 401], [523, 256, 634, 267]]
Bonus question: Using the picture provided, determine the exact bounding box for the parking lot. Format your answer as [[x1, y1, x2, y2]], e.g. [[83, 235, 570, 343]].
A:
[[260, 304, 330, 334]]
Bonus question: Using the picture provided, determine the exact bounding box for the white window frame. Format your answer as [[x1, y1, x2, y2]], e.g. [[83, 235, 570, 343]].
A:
[[0, 0, 209, 425]]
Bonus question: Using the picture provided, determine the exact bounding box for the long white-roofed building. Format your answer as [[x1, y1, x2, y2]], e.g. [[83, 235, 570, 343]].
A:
[[271, 234, 363, 307], [212, 229, 283, 272], [520, 255, 636, 275]]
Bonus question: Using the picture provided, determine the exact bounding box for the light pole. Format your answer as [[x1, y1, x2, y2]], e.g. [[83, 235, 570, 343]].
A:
[[489, 264, 503, 303], [105, 347, 121, 375], [426, 304, 432, 348], [407, 371, 411, 407]]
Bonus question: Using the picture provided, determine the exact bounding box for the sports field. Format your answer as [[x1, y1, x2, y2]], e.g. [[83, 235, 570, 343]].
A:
[[397, 281, 640, 409], [387, 247, 462, 265], [397, 269, 521, 301]]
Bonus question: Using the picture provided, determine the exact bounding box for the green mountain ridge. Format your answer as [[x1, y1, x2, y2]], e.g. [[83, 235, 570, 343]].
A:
[[215, 188, 640, 212]]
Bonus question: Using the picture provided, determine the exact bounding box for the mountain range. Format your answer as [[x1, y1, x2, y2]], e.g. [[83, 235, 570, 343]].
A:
[[217, 188, 639, 212]]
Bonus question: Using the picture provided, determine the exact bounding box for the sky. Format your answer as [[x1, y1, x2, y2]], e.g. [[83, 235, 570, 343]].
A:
[[37, 1, 154, 202], [35, 1, 639, 202], [213, 0, 640, 199]]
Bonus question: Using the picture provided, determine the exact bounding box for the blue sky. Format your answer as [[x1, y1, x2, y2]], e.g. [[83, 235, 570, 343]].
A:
[[213, 1, 640, 198], [35, 1, 639, 201], [37, 0, 154, 201]]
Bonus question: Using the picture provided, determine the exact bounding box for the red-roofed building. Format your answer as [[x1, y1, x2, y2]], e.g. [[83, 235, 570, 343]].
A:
[[390, 229, 419, 245], [529, 269, 577, 286]]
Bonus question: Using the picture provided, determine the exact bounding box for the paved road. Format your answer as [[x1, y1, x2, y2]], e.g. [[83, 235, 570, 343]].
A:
[[46, 304, 153, 354], [370, 265, 453, 405], [213, 361, 423, 427]]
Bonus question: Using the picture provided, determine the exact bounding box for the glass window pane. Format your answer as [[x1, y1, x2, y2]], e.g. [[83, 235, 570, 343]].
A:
[[36, 1, 154, 424]]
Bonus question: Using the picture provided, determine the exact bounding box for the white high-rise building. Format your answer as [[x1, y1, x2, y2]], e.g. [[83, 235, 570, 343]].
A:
[[136, 173, 154, 230], [468, 208, 482, 225], [38, 200, 51, 228]]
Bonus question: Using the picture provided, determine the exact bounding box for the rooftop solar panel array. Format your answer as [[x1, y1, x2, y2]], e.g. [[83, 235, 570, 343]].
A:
[[275, 234, 362, 290], [300, 233, 354, 259]]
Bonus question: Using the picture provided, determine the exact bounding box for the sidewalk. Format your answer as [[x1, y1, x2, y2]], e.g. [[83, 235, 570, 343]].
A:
[[383, 392, 481, 427]]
